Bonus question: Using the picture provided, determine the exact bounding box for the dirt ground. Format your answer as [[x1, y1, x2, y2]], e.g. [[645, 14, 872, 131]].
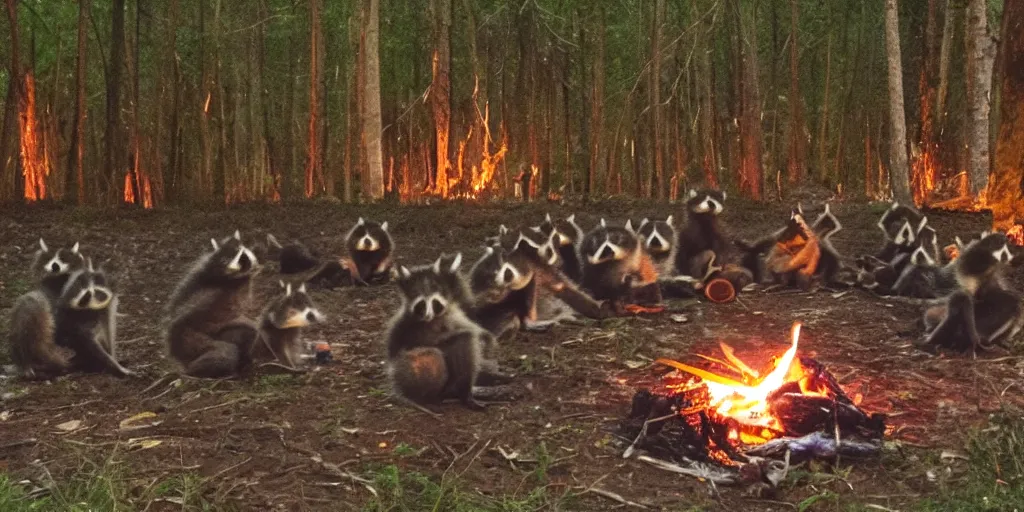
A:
[[0, 199, 1022, 511]]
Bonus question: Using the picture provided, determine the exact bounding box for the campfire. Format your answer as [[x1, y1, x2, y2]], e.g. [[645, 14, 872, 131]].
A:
[[623, 323, 885, 469]]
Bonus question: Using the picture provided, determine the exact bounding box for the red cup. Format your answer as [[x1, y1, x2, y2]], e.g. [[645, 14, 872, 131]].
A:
[[704, 278, 736, 303]]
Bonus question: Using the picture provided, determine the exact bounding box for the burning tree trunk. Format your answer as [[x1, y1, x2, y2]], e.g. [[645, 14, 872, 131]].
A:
[[429, 0, 452, 198], [107, 0, 126, 203], [884, 0, 911, 203], [936, 0, 954, 134], [67, 0, 89, 205], [912, 0, 939, 206], [988, 0, 1024, 242], [786, 0, 807, 186], [362, 0, 384, 200], [964, 0, 994, 196], [306, 0, 325, 198]]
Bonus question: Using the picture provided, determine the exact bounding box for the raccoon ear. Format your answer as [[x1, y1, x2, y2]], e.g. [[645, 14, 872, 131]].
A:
[[566, 213, 576, 224], [625, 219, 635, 233], [721, 191, 727, 201], [797, 202, 804, 215], [279, 280, 286, 289], [917, 216, 929, 233], [210, 238, 219, 251], [357, 217, 365, 226], [432, 257, 443, 274], [484, 245, 494, 256], [688, 189, 698, 199], [233, 230, 241, 241], [665, 215, 674, 226], [71, 242, 80, 254], [530, 226, 543, 233], [545, 213, 553, 223], [890, 201, 900, 210], [285, 283, 293, 296], [298, 282, 307, 293], [266, 233, 281, 249], [823, 203, 831, 214], [499, 224, 509, 236], [399, 266, 411, 279], [381, 221, 389, 231], [38, 238, 48, 252], [600, 218, 607, 228], [449, 252, 463, 272], [86, 257, 95, 272]]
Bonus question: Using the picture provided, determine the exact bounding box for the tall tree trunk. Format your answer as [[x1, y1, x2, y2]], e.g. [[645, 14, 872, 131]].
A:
[[588, 5, 605, 196], [964, 0, 994, 196], [786, 0, 806, 186], [936, 0, 954, 137], [988, 0, 1024, 233], [651, 0, 665, 199], [912, 0, 939, 206], [429, 0, 452, 198], [362, 0, 384, 199], [68, 0, 90, 205], [306, 0, 324, 198], [1, 0, 23, 202], [107, 0, 125, 203], [884, 0, 911, 203], [736, 0, 763, 199]]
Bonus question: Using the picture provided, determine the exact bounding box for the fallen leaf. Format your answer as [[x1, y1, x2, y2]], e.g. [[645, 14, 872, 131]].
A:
[[670, 314, 689, 323], [128, 439, 163, 450], [624, 360, 646, 369], [341, 427, 360, 435], [120, 412, 158, 429], [56, 420, 81, 432], [0, 411, 11, 421]]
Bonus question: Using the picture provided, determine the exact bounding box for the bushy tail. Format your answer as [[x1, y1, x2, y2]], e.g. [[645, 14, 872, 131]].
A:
[[388, 347, 448, 405], [9, 291, 69, 378]]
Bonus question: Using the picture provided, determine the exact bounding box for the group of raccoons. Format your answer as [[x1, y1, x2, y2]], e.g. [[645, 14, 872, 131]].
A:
[[5, 189, 1022, 414]]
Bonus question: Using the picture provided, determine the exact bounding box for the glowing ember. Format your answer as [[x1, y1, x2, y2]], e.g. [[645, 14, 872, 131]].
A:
[[1007, 224, 1024, 246]]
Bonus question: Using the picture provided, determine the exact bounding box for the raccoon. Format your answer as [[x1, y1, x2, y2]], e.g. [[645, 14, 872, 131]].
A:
[[877, 201, 925, 241], [7, 240, 89, 379], [921, 232, 1023, 354], [765, 210, 822, 291], [534, 213, 585, 283], [266, 233, 320, 275], [580, 220, 663, 312], [53, 259, 133, 376], [635, 216, 677, 276], [470, 229, 607, 336], [252, 281, 325, 369], [164, 230, 262, 378], [890, 246, 957, 298], [385, 259, 511, 411], [674, 188, 754, 289], [345, 218, 395, 284], [32, 239, 87, 297]]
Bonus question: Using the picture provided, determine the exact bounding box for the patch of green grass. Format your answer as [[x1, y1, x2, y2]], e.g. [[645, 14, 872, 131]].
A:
[[915, 409, 1024, 511], [361, 464, 576, 512], [146, 472, 222, 511]]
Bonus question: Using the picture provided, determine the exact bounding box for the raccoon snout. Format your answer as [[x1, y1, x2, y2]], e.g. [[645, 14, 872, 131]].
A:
[[50, 262, 61, 273], [649, 237, 664, 249], [306, 310, 320, 323], [502, 267, 515, 283], [78, 290, 93, 308], [238, 252, 253, 271], [93, 288, 110, 304], [430, 297, 446, 317], [599, 246, 615, 260], [411, 299, 428, 319]]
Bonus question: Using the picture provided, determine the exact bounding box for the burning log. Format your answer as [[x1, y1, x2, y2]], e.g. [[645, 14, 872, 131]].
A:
[[621, 323, 885, 466]]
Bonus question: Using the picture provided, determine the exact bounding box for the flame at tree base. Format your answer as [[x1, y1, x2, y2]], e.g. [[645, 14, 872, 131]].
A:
[[626, 323, 885, 464]]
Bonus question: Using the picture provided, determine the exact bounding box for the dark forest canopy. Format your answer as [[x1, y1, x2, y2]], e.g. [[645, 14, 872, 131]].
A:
[[0, 0, 1018, 216]]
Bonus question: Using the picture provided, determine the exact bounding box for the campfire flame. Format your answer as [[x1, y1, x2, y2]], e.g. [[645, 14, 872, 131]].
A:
[[656, 323, 830, 444]]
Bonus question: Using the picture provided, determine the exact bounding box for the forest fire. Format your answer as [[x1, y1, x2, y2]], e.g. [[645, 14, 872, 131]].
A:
[[625, 323, 885, 465], [18, 73, 49, 202], [122, 172, 154, 209]]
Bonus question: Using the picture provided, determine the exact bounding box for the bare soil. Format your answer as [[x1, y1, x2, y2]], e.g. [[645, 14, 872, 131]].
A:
[[1, 200, 1021, 511]]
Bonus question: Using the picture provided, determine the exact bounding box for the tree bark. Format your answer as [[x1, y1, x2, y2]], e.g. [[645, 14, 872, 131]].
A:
[[362, 0, 384, 199], [736, 0, 763, 199], [936, 0, 954, 136], [912, 0, 939, 206], [428, 0, 452, 198], [107, 0, 126, 203], [2, 0, 23, 202], [884, 0, 911, 203], [964, 0, 994, 196], [988, 0, 1024, 232], [67, 0, 89, 205], [306, 0, 324, 198], [588, 5, 605, 196], [786, 0, 806, 186], [651, 0, 665, 199]]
